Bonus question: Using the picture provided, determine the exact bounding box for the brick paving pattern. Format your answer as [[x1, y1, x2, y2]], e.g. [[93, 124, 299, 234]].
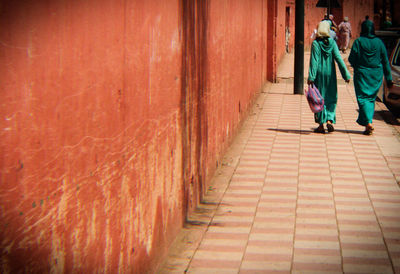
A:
[[159, 53, 400, 274]]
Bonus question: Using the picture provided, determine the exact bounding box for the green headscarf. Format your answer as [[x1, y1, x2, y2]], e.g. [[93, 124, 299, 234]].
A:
[[360, 20, 375, 38]]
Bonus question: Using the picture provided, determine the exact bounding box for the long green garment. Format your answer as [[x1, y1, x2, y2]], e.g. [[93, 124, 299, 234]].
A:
[[348, 20, 392, 126], [308, 38, 351, 124]]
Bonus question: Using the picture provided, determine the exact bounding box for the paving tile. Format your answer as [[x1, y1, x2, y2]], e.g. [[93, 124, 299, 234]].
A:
[[207, 226, 252, 234], [188, 267, 239, 274], [292, 262, 342, 272], [342, 264, 393, 274], [243, 252, 292, 262], [293, 254, 342, 264], [216, 205, 258, 213], [249, 233, 293, 242], [225, 189, 262, 195], [247, 239, 293, 248], [204, 232, 250, 240], [240, 261, 291, 272], [296, 212, 336, 219], [223, 193, 260, 199], [294, 239, 340, 250], [258, 203, 296, 210], [192, 249, 244, 261], [245, 245, 293, 255], [200, 238, 248, 247]]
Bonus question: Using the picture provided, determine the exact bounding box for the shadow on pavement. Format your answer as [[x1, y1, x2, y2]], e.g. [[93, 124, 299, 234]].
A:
[[267, 128, 313, 135], [374, 110, 400, 126], [334, 129, 365, 135], [268, 128, 365, 135]]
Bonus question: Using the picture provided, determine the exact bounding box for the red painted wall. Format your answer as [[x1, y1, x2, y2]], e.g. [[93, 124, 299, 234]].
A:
[[0, 0, 274, 272], [202, 0, 269, 189], [0, 0, 183, 272]]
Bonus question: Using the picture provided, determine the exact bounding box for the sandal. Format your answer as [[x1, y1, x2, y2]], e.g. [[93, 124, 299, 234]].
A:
[[363, 124, 374, 135], [314, 125, 325, 134], [363, 125, 374, 135], [326, 123, 334, 133], [363, 128, 373, 135]]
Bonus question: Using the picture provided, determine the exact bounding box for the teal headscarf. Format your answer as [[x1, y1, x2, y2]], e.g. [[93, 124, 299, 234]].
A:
[[360, 20, 375, 38]]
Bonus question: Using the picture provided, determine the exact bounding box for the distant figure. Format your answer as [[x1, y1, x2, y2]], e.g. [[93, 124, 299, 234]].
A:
[[383, 16, 392, 29], [285, 27, 291, 53], [307, 21, 351, 134], [310, 22, 319, 42], [310, 28, 317, 40], [348, 20, 393, 135], [329, 14, 338, 30], [338, 17, 352, 53], [322, 14, 338, 40]]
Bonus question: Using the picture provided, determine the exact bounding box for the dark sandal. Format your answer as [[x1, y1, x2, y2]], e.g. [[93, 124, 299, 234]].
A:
[[327, 123, 334, 133], [363, 128, 373, 135], [314, 126, 325, 134], [363, 125, 374, 135]]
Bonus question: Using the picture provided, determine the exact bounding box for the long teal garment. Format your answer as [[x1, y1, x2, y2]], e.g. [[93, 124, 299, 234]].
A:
[[348, 20, 392, 126], [308, 37, 351, 124]]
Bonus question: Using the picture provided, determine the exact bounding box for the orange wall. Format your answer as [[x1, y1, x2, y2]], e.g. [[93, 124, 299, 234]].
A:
[[203, 0, 268, 190], [0, 0, 273, 272], [0, 0, 184, 272]]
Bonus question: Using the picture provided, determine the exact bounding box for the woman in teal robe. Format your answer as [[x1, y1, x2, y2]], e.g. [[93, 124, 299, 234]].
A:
[[308, 21, 351, 133], [348, 20, 393, 135]]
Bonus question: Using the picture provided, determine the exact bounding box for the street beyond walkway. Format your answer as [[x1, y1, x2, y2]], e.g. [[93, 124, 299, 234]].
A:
[[158, 52, 400, 274]]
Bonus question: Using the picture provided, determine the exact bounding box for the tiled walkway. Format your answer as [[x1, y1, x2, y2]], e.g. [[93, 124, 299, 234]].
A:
[[158, 53, 400, 274]]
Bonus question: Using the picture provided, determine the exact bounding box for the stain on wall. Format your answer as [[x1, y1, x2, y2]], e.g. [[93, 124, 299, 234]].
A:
[[180, 0, 209, 217]]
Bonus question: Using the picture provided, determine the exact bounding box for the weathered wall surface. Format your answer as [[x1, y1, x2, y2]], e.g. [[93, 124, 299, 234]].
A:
[[0, 0, 274, 272], [202, 0, 269, 190], [0, 0, 183, 273]]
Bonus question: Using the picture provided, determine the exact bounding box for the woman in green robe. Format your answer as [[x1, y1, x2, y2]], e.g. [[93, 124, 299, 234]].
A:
[[348, 20, 393, 135], [308, 21, 351, 133]]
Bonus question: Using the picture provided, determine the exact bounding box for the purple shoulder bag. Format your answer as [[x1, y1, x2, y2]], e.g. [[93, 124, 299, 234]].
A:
[[306, 83, 324, 113]]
